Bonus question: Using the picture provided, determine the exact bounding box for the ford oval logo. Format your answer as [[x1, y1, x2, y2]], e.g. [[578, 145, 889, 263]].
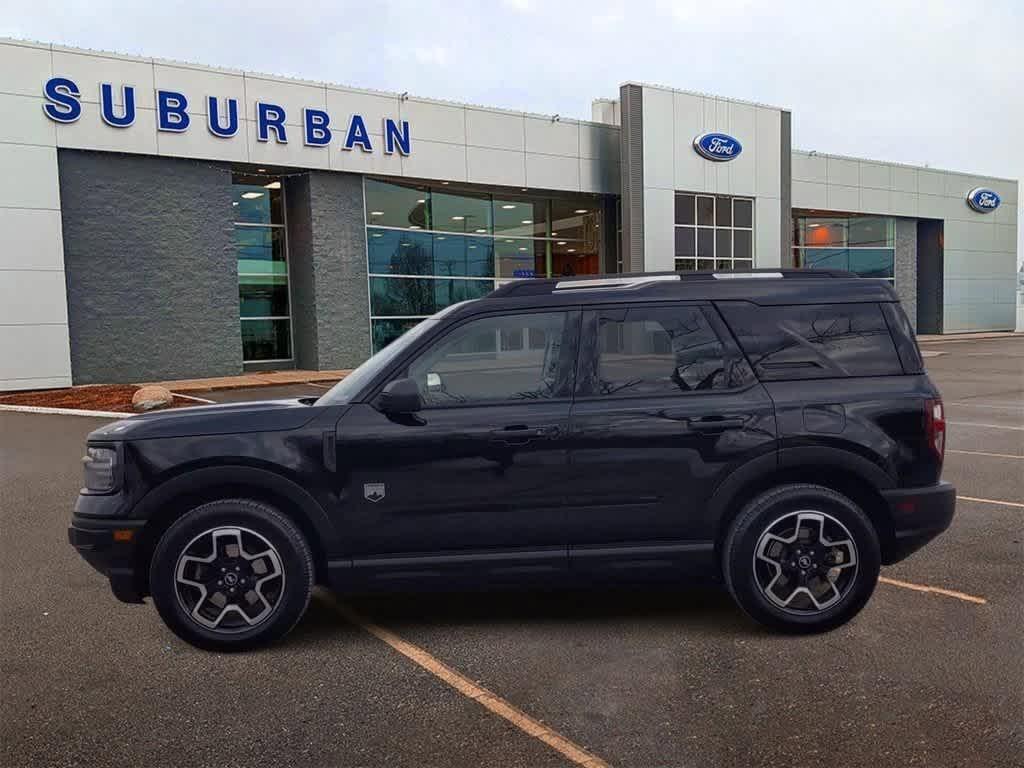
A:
[[966, 187, 1001, 213], [693, 132, 742, 162]]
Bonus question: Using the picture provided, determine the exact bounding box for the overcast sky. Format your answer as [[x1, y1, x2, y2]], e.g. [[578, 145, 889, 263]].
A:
[[3, 0, 1021, 264]]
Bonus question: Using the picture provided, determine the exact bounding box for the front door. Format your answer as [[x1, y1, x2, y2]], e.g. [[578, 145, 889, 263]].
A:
[[566, 302, 776, 576], [335, 308, 580, 586]]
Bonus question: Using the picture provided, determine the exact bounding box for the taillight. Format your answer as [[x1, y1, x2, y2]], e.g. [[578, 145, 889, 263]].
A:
[[925, 398, 946, 464]]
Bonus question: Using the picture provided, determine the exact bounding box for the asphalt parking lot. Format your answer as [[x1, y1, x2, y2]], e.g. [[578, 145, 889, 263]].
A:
[[1, 337, 1021, 768]]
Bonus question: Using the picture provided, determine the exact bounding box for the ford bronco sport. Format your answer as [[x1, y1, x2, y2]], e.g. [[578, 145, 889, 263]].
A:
[[69, 270, 954, 651]]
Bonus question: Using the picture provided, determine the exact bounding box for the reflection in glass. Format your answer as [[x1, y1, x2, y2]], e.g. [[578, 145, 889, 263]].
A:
[[697, 228, 714, 259], [236, 227, 287, 275], [364, 179, 430, 229], [697, 196, 714, 226], [240, 274, 289, 317], [733, 199, 753, 229], [372, 318, 423, 352], [233, 181, 283, 225], [495, 239, 545, 279], [432, 189, 492, 234], [674, 194, 695, 225], [675, 227, 696, 259], [370, 277, 493, 317], [734, 229, 752, 259], [494, 196, 547, 237], [241, 319, 291, 361]]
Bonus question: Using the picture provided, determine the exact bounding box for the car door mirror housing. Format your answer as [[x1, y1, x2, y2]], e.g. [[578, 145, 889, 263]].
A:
[[379, 378, 423, 414]]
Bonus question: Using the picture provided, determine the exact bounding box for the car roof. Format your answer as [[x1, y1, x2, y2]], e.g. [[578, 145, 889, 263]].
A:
[[470, 269, 898, 314]]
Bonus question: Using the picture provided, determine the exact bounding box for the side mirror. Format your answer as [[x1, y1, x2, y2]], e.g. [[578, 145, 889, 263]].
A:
[[379, 377, 423, 414]]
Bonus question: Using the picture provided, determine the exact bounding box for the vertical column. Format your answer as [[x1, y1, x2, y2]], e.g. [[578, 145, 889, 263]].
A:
[[618, 84, 645, 272]]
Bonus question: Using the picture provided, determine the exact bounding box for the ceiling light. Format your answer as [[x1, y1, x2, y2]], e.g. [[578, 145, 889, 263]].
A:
[[451, 215, 465, 221], [257, 168, 267, 172], [502, 204, 516, 210], [241, 192, 264, 199], [437, 236, 446, 240], [505, 239, 514, 243], [574, 209, 588, 214], [409, 225, 421, 229], [521, 187, 527, 191], [371, 233, 382, 238], [557, 241, 567, 245], [401, 242, 412, 247], [518, 247, 527, 252], [521, 219, 532, 224], [468, 245, 476, 249], [263, 181, 281, 189], [551, 232, 558, 236], [370, 211, 384, 216], [231, 201, 238, 206], [808, 223, 821, 228], [475, 228, 487, 233], [568, 248, 576, 253], [416, 198, 426, 204], [441, 181, 450, 185]]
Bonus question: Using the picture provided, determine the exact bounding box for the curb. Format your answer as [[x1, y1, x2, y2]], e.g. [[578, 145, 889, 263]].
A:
[[0, 403, 132, 419]]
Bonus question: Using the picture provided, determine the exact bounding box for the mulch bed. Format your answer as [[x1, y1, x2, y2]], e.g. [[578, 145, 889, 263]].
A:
[[0, 384, 196, 413]]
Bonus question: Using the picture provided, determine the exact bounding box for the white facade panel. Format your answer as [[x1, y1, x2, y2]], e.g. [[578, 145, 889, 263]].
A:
[[525, 153, 579, 192], [465, 109, 524, 152], [0, 40, 52, 97], [754, 107, 781, 200], [0, 208, 64, 271], [398, 99, 466, 145], [827, 157, 859, 187], [727, 102, 757, 197], [153, 63, 246, 117], [0, 144, 61, 210], [525, 117, 579, 157], [891, 165, 918, 193], [671, 91, 706, 191], [0, 324, 72, 390], [247, 122, 331, 169], [326, 87, 402, 138], [792, 152, 827, 183], [859, 162, 892, 190], [826, 184, 859, 211], [0, 93, 57, 146], [579, 158, 618, 195], [641, 86, 674, 191], [859, 186, 892, 215], [643, 188, 675, 272], [466, 146, 524, 187], [579, 123, 618, 161], [792, 179, 827, 209], [402, 138, 468, 182], [158, 117, 250, 162], [334, 143, 404, 175], [756, 198, 781, 267], [0, 270, 68, 325]]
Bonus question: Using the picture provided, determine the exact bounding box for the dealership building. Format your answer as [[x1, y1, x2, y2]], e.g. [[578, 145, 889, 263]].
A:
[[0, 37, 1019, 390]]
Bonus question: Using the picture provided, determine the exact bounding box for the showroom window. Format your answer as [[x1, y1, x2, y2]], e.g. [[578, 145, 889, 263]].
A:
[[365, 178, 608, 351], [233, 174, 292, 363], [674, 193, 754, 272], [792, 214, 895, 282]]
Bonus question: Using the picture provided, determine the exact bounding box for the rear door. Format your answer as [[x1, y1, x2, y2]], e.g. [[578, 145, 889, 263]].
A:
[[565, 301, 776, 575]]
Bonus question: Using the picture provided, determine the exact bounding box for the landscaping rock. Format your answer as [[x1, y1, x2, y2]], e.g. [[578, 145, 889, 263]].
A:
[[132, 385, 174, 412]]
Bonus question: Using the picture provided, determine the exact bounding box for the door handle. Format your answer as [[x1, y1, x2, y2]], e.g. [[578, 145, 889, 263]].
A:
[[489, 424, 560, 444], [688, 417, 747, 432]]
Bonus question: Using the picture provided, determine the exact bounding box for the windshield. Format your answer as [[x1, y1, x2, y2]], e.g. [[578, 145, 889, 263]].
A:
[[316, 301, 476, 405]]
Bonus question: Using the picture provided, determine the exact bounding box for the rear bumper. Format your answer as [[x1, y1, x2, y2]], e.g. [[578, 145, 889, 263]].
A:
[[881, 482, 956, 564], [68, 516, 146, 603]]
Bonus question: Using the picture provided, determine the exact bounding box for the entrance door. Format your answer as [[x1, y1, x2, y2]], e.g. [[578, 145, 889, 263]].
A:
[[334, 309, 580, 586], [566, 302, 776, 576]]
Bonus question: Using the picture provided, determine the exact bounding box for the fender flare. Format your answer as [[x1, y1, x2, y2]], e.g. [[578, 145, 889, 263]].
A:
[[706, 445, 895, 538], [133, 465, 339, 551]]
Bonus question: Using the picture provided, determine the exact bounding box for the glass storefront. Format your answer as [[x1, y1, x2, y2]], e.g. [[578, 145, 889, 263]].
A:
[[365, 178, 608, 351], [792, 214, 895, 281], [674, 193, 754, 272], [233, 174, 292, 362]]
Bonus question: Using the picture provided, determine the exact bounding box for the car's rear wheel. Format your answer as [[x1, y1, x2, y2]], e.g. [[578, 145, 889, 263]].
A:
[[150, 499, 314, 652], [723, 484, 880, 633]]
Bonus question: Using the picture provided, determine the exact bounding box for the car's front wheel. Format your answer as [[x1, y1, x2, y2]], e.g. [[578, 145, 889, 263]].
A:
[[723, 484, 881, 633], [149, 499, 314, 652]]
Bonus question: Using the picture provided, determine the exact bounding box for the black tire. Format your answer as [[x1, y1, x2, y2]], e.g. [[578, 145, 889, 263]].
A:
[[149, 499, 314, 652], [723, 483, 880, 634]]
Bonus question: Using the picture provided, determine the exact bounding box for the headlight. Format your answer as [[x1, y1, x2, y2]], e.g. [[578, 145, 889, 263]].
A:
[[82, 446, 118, 492]]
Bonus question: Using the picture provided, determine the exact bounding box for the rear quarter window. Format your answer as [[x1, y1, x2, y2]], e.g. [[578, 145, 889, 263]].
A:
[[716, 301, 904, 380]]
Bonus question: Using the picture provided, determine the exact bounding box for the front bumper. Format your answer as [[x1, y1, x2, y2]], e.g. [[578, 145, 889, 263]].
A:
[[68, 516, 146, 603], [881, 481, 956, 564]]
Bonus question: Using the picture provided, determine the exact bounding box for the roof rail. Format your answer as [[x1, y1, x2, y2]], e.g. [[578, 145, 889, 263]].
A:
[[553, 274, 681, 291]]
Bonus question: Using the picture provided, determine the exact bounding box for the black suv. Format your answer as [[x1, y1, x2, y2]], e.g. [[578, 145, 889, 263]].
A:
[[69, 270, 954, 651]]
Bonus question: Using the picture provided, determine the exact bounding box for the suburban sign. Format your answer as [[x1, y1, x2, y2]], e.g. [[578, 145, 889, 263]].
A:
[[693, 132, 742, 162], [41, 76, 412, 155], [966, 187, 1001, 213]]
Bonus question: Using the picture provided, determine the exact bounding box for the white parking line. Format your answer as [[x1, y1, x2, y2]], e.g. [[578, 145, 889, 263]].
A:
[[947, 420, 1024, 432], [946, 401, 1024, 412], [948, 449, 1023, 460]]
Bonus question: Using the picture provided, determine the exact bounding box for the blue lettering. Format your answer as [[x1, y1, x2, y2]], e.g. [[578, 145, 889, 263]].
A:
[[42, 77, 82, 123], [99, 83, 136, 128], [383, 118, 410, 155], [303, 108, 332, 146], [257, 102, 287, 143], [156, 90, 190, 132], [343, 114, 373, 152], [207, 97, 239, 138]]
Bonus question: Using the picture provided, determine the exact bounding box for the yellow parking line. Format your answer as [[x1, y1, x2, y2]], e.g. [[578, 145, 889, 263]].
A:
[[326, 595, 611, 768], [878, 576, 987, 605], [957, 495, 1024, 509], [948, 449, 1023, 460]]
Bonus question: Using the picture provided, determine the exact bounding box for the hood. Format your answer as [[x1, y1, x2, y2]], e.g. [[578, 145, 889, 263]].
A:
[[87, 398, 322, 441]]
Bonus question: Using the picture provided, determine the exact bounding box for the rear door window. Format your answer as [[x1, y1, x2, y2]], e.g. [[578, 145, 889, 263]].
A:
[[576, 304, 752, 397], [716, 301, 903, 380]]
